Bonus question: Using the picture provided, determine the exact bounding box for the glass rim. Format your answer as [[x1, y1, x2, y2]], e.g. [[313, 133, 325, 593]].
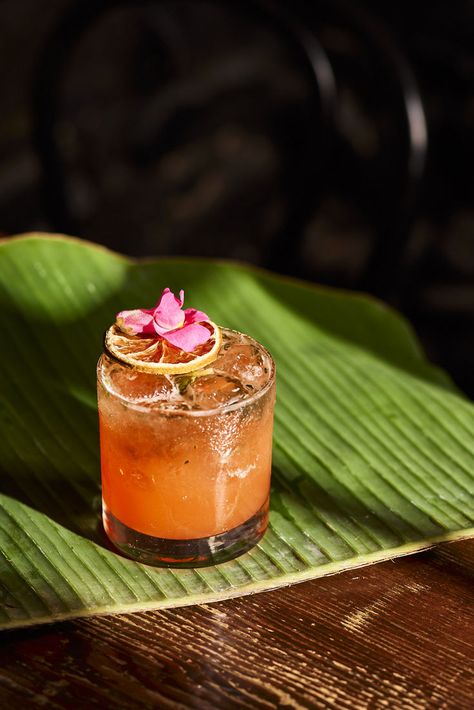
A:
[[98, 328, 276, 417]]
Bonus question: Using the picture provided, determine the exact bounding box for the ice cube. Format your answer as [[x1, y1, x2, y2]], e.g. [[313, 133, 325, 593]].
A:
[[182, 373, 248, 410], [212, 331, 270, 391], [102, 360, 176, 404]]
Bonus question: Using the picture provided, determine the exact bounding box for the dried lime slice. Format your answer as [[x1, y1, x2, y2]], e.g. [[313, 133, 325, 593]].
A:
[[104, 321, 222, 375]]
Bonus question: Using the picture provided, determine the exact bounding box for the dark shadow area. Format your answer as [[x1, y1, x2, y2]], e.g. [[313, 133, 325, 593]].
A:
[[430, 540, 474, 585]]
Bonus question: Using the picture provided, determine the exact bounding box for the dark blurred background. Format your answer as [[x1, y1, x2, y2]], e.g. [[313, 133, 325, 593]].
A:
[[0, 0, 473, 394]]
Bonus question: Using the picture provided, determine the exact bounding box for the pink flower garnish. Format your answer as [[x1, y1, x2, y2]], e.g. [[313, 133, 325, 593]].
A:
[[116, 288, 211, 353]]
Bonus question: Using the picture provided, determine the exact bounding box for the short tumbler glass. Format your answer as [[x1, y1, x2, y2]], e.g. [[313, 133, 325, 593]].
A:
[[97, 328, 276, 567]]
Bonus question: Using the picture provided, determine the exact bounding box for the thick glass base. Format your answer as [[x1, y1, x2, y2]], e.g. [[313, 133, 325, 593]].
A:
[[102, 499, 269, 568]]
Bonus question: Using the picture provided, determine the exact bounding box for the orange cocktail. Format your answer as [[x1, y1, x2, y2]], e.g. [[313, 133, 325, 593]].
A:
[[97, 297, 275, 567]]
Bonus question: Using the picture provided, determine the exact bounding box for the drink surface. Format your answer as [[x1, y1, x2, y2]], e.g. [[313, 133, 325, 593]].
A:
[[97, 329, 275, 539]]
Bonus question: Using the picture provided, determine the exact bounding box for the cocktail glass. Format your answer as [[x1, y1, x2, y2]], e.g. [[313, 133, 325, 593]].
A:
[[97, 328, 276, 567]]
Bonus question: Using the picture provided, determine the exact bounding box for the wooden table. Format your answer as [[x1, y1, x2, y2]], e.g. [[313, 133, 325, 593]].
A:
[[1, 540, 473, 709]]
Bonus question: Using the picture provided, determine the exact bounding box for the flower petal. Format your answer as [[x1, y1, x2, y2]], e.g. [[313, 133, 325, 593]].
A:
[[116, 308, 155, 335], [162, 323, 211, 352], [183, 308, 210, 325], [153, 288, 185, 330]]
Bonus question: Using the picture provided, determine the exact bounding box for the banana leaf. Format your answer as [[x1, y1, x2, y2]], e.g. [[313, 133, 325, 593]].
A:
[[0, 234, 473, 630]]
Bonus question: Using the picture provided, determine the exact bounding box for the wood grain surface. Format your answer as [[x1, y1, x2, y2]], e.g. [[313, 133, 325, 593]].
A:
[[1, 540, 473, 709]]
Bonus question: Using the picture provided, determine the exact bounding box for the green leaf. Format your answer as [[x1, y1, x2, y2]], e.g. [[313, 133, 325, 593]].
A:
[[1, 233, 473, 629]]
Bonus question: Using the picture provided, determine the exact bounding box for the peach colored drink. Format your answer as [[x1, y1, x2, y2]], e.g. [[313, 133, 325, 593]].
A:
[[97, 329, 276, 566]]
